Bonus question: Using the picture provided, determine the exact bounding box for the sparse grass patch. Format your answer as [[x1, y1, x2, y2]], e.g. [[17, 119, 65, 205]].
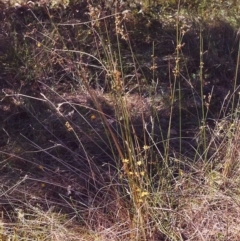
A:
[[1, 0, 240, 240]]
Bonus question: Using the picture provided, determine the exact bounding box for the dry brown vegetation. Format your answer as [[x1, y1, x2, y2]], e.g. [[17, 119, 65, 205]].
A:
[[0, 0, 240, 240]]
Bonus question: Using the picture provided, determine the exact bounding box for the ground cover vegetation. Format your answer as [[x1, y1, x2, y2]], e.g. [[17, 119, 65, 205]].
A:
[[0, 0, 240, 240]]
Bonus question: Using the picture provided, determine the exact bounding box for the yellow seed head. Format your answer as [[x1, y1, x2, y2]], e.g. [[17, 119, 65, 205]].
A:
[[137, 160, 143, 166], [140, 191, 149, 197], [90, 115, 96, 120], [140, 171, 145, 176], [122, 159, 129, 164], [65, 121, 73, 131], [143, 145, 150, 150]]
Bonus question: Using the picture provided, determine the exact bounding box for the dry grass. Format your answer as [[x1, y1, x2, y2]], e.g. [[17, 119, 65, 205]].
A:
[[1, 0, 240, 240]]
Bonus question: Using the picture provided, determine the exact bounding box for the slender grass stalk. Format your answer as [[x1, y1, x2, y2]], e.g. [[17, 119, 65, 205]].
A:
[[199, 23, 207, 162], [231, 37, 240, 119]]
